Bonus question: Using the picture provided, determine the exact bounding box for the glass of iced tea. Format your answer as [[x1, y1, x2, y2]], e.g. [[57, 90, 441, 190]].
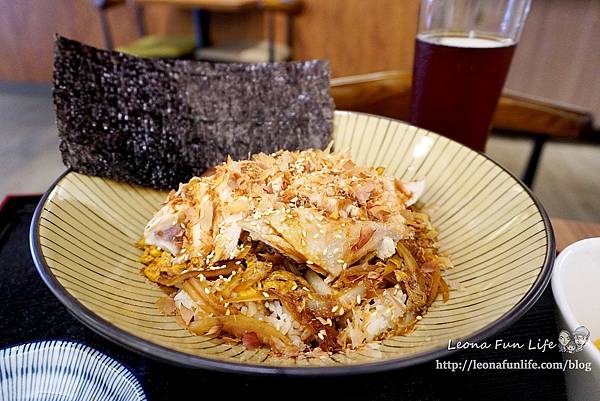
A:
[[410, 0, 532, 151]]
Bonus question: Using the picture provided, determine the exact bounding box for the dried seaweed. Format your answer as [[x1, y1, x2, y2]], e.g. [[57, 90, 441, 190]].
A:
[[53, 36, 333, 189]]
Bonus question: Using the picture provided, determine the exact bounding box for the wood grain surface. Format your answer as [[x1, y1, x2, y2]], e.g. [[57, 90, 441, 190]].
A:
[[331, 71, 591, 139], [552, 218, 600, 253], [0, 0, 418, 81], [493, 92, 592, 138], [134, 0, 258, 12], [0, 0, 262, 82], [1, 0, 599, 121], [331, 71, 412, 121]]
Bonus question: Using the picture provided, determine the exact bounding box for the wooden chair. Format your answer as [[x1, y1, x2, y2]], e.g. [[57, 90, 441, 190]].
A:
[[331, 71, 595, 187], [94, 0, 196, 58], [195, 0, 303, 63]]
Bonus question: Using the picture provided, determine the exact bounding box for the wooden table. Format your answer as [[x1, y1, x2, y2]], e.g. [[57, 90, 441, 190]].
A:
[[330, 71, 595, 188], [134, 0, 258, 12], [134, 0, 259, 48], [552, 218, 600, 252]]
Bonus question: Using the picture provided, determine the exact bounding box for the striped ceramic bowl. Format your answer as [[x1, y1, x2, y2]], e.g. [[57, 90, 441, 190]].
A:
[[30, 111, 554, 375], [0, 340, 146, 400]]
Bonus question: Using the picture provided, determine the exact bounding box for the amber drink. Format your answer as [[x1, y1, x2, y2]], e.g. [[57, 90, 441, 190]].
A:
[[410, 0, 531, 151]]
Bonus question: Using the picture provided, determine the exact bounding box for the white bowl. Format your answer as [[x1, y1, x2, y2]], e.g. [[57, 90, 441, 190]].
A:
[[0, 340, 146, 401], [552, 237, 600, 400]]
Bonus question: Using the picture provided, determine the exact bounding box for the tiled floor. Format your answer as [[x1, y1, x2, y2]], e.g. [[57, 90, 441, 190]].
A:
[[1, 83, 599, 223]]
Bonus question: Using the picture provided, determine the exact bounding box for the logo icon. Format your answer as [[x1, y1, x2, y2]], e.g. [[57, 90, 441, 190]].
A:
[[558, 326, 590, 353]]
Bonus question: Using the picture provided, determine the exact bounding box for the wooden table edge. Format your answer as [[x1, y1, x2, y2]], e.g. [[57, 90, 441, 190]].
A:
[[551, 217, 600, 253]]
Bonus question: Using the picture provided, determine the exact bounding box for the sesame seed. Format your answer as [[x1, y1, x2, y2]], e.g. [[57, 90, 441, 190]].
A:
[[339, 307, 345, 315], [343, 263, 348, 269], [331, 305, 339, 313], [262, 291, 270, 298], [225, 309, 231, 316], [326, 318, 332, 326], [301, 239, 306, 246], [306, 260, 314, 265], [313, 233, 319, 239], [319, 229, 325, 234], [291, 284, 298, 290], [302, 286, 310, 292], [322, 248, 328, 255], [416, 315, 422, 320], [235, 260, 242, 265], [316, 222, 323, 228], [356, 295, 361, 304], [224, 303, 230, 307], [335, 234, 343, 239], [204, 288, 210, 295], [333, 248, 339, 253], [336, 259, 345, 264], [302, 230, 307, 237], [317, 332, 324, 340]]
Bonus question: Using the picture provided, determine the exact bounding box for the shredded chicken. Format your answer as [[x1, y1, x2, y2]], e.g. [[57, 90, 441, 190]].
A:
[[140, 148, 451, 356]]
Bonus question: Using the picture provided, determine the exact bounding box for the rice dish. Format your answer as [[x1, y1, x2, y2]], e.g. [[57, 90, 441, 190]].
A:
[[140, 148, 451, 356]]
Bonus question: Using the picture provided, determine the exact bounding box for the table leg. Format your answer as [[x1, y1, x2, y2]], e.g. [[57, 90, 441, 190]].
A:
[[192, 9, 211, 49], [521, 134, 547, 188], [266, 12, 275, 62]]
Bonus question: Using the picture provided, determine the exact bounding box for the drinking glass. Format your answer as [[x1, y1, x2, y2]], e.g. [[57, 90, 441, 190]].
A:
[[410, 0, 532, 151]]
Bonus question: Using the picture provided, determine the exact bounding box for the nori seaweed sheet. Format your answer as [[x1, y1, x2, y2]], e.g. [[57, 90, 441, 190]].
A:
[[53, 35, 333, 189]]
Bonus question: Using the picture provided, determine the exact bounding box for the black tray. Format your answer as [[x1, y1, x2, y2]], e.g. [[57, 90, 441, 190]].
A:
[[0, 195, 567, 400]]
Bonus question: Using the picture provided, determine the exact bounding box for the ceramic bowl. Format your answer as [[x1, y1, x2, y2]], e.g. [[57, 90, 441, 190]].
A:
[[552, 237, 600, 400], [0, 340, 146, 400], [30, 111, 554, 374]]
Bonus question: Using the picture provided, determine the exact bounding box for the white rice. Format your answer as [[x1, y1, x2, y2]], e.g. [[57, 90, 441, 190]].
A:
[[340, 288, 407, 347], [181, 279, 409, 351], [235, 300, 310, 350]]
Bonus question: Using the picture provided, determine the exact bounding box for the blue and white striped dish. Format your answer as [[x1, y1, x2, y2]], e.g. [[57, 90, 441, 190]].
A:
[[0, 340, 146, 401]]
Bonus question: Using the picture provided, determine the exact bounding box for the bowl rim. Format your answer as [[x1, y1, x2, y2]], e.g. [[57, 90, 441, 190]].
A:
[[0, 339, 147, 400], [551, 237, 600, 363], [30, 111, 555, 376]]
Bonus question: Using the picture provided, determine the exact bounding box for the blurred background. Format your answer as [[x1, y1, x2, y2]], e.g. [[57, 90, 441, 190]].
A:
[[0, 0, 598, 221]]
